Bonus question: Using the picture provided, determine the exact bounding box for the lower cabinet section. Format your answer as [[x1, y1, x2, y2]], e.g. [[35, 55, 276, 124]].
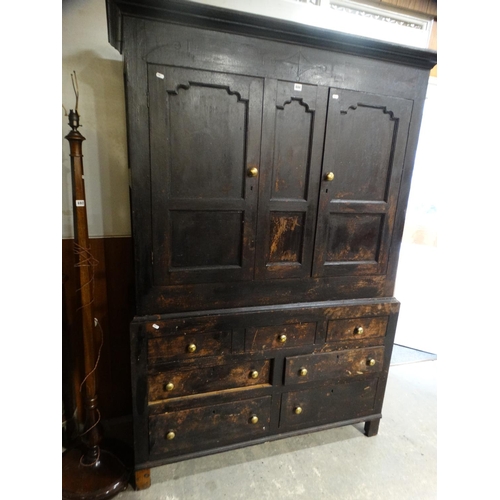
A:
[[131, 298, 399, 469], [149, 397, 272, 457]]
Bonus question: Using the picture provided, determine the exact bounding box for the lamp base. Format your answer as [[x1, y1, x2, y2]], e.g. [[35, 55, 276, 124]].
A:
[[62, 447, 129, 500]]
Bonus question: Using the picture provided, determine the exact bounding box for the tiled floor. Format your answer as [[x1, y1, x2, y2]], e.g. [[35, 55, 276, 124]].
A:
[[114, 360, 437, 500]]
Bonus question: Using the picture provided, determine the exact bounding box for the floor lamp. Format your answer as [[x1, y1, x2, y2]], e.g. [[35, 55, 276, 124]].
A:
[[62, 73, 129, 499]]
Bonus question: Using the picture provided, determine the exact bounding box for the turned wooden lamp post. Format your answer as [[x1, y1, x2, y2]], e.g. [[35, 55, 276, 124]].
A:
[[62, 74, 129, 499]]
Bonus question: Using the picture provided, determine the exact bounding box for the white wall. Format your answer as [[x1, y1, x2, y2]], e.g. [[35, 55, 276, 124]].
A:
[[394, 77, 438, 354], [62, 0, 129, 238]]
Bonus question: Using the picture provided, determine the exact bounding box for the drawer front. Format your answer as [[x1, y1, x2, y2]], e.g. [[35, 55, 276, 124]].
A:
[[144, 319, 220, 336], [280, 378, 379, 429], [284, 346, 384, 385], [245, 322, 316, 352], [149, 396, 272, 456], [148, 359, 271, 402], [327, 316, 388, 343], [148, 331, 232, 362]]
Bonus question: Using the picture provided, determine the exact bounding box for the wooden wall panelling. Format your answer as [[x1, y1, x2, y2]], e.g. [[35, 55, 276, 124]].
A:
[[62, 237, 135, 427], [101, 237, 136, 418], [62, 239, 85, 429], [62, 266, 83, 444], [379, 0, 437, 17]]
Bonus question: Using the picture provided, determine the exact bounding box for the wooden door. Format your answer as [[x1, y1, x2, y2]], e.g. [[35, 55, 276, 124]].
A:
[[148, 66, 263, 285], [313, 89, 412, 277], [255, 80, 328, 279]]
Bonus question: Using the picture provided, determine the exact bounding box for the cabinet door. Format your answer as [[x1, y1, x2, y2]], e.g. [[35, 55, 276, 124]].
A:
[[313, 89, 412, 277], [148, 66, 263, 285], [255, 80, 328, 279]]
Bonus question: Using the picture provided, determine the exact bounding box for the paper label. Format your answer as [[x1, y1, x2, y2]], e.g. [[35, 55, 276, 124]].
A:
[[156, 72, 165, 79], [76, 200, 85, 207], [152, 324, 160, 330], [331, 94, 339, 99], [294, 83, 302, 91]]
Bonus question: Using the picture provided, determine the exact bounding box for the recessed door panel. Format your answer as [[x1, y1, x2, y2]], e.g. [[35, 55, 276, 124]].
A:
[[170, 211, 243, 268], [313, 89, 412, 277], [271, 99, 312, 200], [167, 85, 246, 200], [269, 212, 305, 264], [326, 214, 383, 263], [149, 66, 263, 285], [329, 105, 397, 201]]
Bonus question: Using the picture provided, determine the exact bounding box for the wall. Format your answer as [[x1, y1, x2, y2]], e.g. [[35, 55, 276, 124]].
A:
[[393, 76, 438, 354], [62, 0, 129, 238]]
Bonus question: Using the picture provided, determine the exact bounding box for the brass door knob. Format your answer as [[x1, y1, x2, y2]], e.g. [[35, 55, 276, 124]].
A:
[[250, 415, 259, 424], [165, 382, 174, 391], [248, 167, 258, 177], [166, 431, 176, 440], [354, 326, 364, 335], [299, 368, 308, 377], [278, 334, 287, 343], [187, 343, 197, 353], [367, 358, 376, 366], [250, 370, 259, 379], [325, 172, 334, 181], [294, 407, 302, 415]]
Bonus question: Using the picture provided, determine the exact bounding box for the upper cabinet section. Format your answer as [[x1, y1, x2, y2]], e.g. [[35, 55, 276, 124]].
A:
[[149, 72, 412, 287], [107, 0, 436, 313]]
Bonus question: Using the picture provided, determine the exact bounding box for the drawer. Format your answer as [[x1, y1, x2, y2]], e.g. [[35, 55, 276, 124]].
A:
[[148, 331, 232, 362], [245, 322, 316, 352], [149, 396, 272, 456], [327, 316, 388, 343], [284, 346, 384, 385], [280, 378, 379, 429], [148, 359, 271, 402]]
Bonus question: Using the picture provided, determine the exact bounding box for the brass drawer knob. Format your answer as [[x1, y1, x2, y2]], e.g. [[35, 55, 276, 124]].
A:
[[325, 172, 334, 181], [299, 368, 308, 377], [278, 334, 287, 343], [250, 415, 259, 424], [250, 370, 259, 379], [165, 382, 174, 391], [187, 343, 197, 353], [166, 431, 176, 440], [367, 358, 376, 366], [294, 407, 303, 415], [248, 167, 258, 177], [354, 326, 364, 335]]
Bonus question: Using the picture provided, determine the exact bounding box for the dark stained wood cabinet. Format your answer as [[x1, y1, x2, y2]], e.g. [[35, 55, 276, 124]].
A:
[[106, 0, 436, 489]]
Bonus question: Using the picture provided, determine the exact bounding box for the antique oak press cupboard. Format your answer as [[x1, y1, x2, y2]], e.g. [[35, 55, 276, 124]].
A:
[[106, 0, 437, 489]]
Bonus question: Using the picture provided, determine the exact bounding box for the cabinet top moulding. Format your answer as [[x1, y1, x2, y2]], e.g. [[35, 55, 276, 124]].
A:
[[105, 0, 437, 69]]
